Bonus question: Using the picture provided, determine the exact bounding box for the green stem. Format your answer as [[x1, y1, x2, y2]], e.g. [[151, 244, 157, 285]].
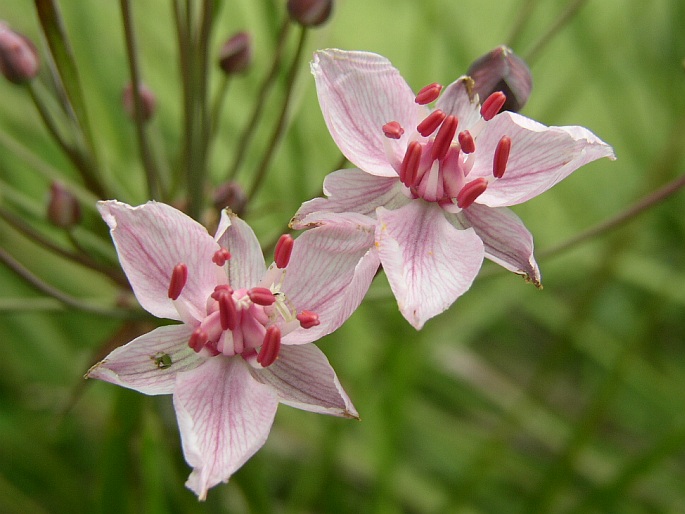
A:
[[226, 17, 291, 182], [246, 26, 308, 203], [120, 0, 162, 200], [209, 73, 230, 144], [506, 0, 537, 50], [523, 0, 589, 63]]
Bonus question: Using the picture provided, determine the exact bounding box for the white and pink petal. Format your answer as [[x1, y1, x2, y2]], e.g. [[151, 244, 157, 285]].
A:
[[435, 76, 482, 130], [215, 210, 267, 290]]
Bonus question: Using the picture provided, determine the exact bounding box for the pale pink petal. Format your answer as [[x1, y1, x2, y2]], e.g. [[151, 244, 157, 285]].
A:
[[312, 49, 426, 177], [98, 201, 223, 320], [453, 204, 541, 286], [435, 76, 482, 130], [215, 210, 266, 290], [282, 213, 379, 345], [86, 324, 203, 395], [466, 112, 615, 206], [174, 356, 278, 500], [251, 344, 358, 419], [376, 202, 484, 329], [291, 168, 408, 228]]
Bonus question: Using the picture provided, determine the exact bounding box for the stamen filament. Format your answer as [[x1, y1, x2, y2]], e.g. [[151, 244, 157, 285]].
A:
[[168, 263, 188, 300]]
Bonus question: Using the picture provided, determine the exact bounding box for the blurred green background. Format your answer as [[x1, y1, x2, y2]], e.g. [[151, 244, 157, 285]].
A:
[[1, 0, 685, 512]]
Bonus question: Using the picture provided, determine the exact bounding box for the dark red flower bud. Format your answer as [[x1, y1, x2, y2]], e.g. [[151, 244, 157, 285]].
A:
[[122, 82, 156, 122], [287, 0, 333, 27], [218, 32, 252, 75], [213, 181, 247, 217], [467, 45, 532, 113], [0, 22, 39, 84], [47, 182, 81, 228]]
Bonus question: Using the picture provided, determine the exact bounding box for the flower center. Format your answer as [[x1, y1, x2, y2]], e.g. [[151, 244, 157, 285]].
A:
[[168, 234, 319, 367], [385, 87, 512, 210]]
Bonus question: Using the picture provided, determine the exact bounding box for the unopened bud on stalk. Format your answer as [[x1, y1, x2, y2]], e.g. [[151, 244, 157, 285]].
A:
[[218, 32, 252, 75], [122, 82, 156, 122], [47, 182, 81, 228], [287, 0, 333, 27], [467, 45, 532, 113], [213, 181, 247, 217], [0, 22, 39, 84]]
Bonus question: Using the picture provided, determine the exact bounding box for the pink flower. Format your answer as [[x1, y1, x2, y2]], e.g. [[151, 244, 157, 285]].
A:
[[87, 200, 377, 500], [292, 49, 615, 329]]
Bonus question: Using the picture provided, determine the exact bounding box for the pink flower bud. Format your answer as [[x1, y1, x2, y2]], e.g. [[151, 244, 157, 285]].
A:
[[287, 0, 333, 27], [467, 45, 532, 113], [0, 22, 39, 84], [218, 32, 252, 75], [47, 182, 81, 228], [122, 82, 156, 122]]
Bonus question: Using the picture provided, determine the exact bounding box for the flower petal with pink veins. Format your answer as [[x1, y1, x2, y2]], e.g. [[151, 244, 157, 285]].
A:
[[291, 168, 408, 228], [98, 201, 224, 321], [86, 324, 203, 395], [435, 76, 482, 130], [282, 212, 380, 345], [312, 49, 427, 177], [174, 356, 278, 500], [215, 210, 266, 290], [251, 344, 358, 419], [376, 202, 484, 329], [466, 112, 616, 207], [452, 204, 541, 286]]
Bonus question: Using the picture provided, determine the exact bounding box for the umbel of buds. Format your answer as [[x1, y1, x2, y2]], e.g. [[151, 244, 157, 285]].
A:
[[218, 32, 252, 75], [287, 0, 333, 27], [122, 82, 157, 122], [47, 182, 81, 228], [467, 45, 532, 113], [0, 22, 39, 84]]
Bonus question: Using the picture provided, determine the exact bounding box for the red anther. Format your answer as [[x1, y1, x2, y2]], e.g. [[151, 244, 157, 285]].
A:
[[382, 121, 404, 139], [456, 178, 489, 209], [257, 326, 281, 367], [211, 284, 233, 301], [188, 329, 209, 353], [212, 248, 232, 266], [248, 287, 276, 306], [493, 136, 511, 178], [218, 292, 238, 330], [431, 115, 459, 161], [416, 109, 446, 137], [399, 141, 423, 186], [415, 82, 443, 105], [274, 234, 294, 269], [296, 310, 320, 329], [167, 264, 188, 300], [457, 130, 476, 154], [480, 91, 507, 121]]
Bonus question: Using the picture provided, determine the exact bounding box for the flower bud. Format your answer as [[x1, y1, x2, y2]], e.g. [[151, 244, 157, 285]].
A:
[[213, 181, 247, 217], [0, 22, 39, 84], [122, 82, 156, 122], [467, 45, 532, 113], [218, 32, 252, 75], [47, 182, 81, 228], [287, 0, 333, 27]]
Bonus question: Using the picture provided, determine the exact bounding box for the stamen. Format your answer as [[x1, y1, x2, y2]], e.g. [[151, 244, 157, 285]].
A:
[[167, 263, 188, 300], [382, 121, 404, 139], [493, 136, 511, 178], [274, 234, 294, 269], [415, 82, 443, 105], [218, 292, 238, 330], [248, 287, 276, 306], [211, 284, 233, 301], [257, 326, 281, 367], [297, 310, 320, 329], [457, 130, 476, 154], [399, 141, 423, 186], [188, 328, 208, 353], [431, 115, 458, 161], [416, 110, 446, 137], [456, 178, 488, 209], [212, 248, 232, 266], [480, 91, 507, 121]]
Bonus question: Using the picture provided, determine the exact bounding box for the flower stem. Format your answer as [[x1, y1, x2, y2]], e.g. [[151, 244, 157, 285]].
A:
[[226, 16, 291, 182], [246, 26, 308, 203], [523, 0, 589, 64], [120, 0, 163, 200]]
